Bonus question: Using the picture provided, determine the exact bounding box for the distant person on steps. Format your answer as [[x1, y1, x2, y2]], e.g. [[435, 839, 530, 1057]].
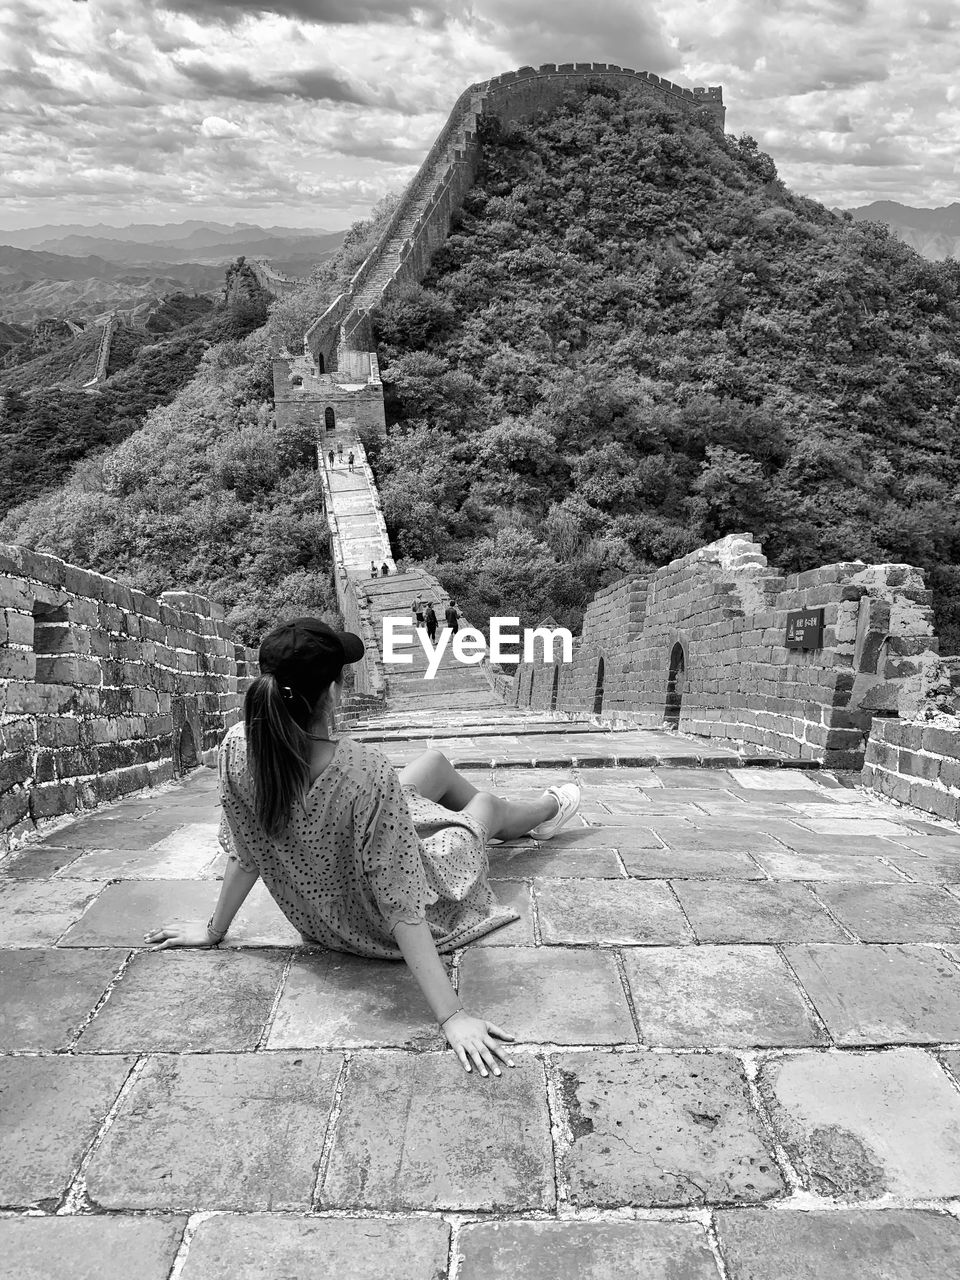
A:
[[144, 618, 581, 1078], [381, 562, 389, 577], [370, 561, 378, 578], [424, 603, 438, 644], [445, 600, 459, 635]]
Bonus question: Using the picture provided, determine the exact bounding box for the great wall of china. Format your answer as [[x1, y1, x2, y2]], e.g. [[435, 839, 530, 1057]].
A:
[[2, 64, 959, 848]]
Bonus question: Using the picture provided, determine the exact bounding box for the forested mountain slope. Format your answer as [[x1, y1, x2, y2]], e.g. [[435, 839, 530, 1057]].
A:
[[371, 84, 960, 649]]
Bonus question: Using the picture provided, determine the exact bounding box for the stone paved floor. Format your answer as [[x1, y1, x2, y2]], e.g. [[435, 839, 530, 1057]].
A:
[[4, 723, 960, 1276]]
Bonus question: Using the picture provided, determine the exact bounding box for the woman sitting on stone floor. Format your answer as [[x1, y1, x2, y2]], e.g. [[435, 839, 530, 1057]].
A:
[[145, 617, 580, 1079]]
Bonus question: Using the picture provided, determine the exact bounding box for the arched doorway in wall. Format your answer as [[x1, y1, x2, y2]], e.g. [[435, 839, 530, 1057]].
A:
[[593, 658, 605, 715], [325, 407, 335, 431], [664, 642, 685, 728], [550, 665, 559, 711], [316, 353, 325, 374]]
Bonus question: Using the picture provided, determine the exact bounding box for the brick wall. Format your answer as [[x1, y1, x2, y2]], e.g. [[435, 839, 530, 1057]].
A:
[[0, 544, 257, 849], [511, 534, 942, 770]]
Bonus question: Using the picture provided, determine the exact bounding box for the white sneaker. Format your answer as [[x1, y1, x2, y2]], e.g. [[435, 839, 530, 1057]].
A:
[[528, 782, 581, 840]]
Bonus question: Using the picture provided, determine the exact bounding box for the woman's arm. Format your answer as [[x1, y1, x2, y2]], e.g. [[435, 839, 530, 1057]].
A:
[[144, 856, 260, 949], [393, 918, 515, 1078]]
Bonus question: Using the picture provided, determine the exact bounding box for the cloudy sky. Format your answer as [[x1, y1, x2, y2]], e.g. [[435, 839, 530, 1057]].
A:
[[1, 0, 957, 233]]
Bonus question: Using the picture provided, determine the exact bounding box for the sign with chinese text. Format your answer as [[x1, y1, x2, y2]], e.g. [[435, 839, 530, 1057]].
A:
[[785, 608, 824, 650]]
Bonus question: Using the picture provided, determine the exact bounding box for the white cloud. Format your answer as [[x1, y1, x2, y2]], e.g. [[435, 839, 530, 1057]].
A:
[[198, 115, 245, 138]]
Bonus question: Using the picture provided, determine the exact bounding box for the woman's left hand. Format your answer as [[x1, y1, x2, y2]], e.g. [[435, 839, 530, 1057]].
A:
[[442, 1011, 516, 1077], [143, 920, 218, 950]]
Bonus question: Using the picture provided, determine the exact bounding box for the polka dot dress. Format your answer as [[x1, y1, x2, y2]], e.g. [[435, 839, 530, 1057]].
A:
[[217, 723, 519, 958]]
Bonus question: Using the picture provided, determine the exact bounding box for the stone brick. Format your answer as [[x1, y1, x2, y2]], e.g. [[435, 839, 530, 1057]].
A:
[[0, 879, 104, 944], [85, 1052, 341, 1210], [558, 1051, 784, 1207], [815, 883, 960, 943], [182, 1217, 449, 1280], [758, 1048, 960, 1198], [0, 1216, 187, 1280], [79, 948, 287, 1052], [785, 943, 960, 1044], [0, 1054, 133, 1206], [322, 1053, 554, 1210], [459, 946, 636, 1044], [623, 946, 826, 1047], [673, 881, 847, 943], [535, 878, 692, 944], [715, 1208, 960, 1280], [267, 950, 446, 1049], [0, 947, 124, 1050], [459, 1221, 719, 1280]]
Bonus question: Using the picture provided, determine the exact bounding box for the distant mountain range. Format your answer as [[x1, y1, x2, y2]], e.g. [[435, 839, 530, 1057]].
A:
[[839, 202, 960, 261], [0, 221, 347, 324]]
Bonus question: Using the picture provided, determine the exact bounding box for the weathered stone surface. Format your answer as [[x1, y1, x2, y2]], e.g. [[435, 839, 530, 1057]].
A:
[[765, 825, 913, 858], [475, 879, 534, 945], [814, 883, 960, 942], [459, 947, 636, 1044], [459, 1220, 720, 1279], [487, 845, 624, 877], [785, 944, 960, 1044], [85, 1052, 341, 1210], [883, 851, 960, 883], [758, 1048, 960, 1198], [621, 846, 764, 879], [624, 946, 826, 1047], [647, 822, 783, 854], [322, 1052, 554, 1210], [61, 823, 222, 879], [751, 850, 906, 880], [0, 1215, 187, 1280], [558, 1051, 785, 1207], [0, 881, 106, 945], [0, 1054, 133, 1206], [181, 1215, 449, 1280], [715, 1208, 960, 1279], [39, 815, 185, 851], [673, 882, 847, 943], [536, 878, 691, 944], [78, 948, 286, 1051], [0, 948, 124, 1050], [0, 845, 83, 878], [268, 951, 444, 1048], [57, 879, 299, 947]]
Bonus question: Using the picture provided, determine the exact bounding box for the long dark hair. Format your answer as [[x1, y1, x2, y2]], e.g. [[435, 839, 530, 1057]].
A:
[[243, 670, 337, 836]]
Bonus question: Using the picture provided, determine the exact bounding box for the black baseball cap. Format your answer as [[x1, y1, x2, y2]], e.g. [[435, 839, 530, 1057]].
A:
[[259, 617, 364, 704]]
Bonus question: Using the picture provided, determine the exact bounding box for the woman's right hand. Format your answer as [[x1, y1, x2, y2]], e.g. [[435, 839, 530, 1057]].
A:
[[143, 921, 219, 950], [442, 1011, 516, 1078]]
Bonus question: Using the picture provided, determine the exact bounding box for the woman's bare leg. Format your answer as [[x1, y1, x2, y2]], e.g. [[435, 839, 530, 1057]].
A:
[[399, 749, 480, 810], [463, 791, 558, 842]]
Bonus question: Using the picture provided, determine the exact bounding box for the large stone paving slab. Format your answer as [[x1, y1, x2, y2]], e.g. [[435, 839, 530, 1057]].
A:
[[458, 1220, 720, 1279], [85, 1052, 341, 1210], [0, 844, 84, 878], [535, 878, 692, 944], [814, 883, 960, 942], [267, 951, 445, 1048], [181, 1216, 450, 1280], [624, 946, 826, 1047], [77, 948, 287, 1052], [0, 949, 124, 1051], [58, 823, 222, 879], [0, 1055, 133, 1207], [487, 845, 624, 877], [475, 879, 534, 946], [0, 1214, 187, 1280], [750, 850, 906, 881], [784, 944, 960, 1044], [0, 881, 106, 945], [643, 822, 784, 855], [556, 1051, 785, 1207], [621, 847, 765, 879], [321, 1052, 554, 1211], [758, 1048, 960, 1198], [882, 851, 960, 883], [458, 947, 636, 1044], [672, 882, 848, 943], [764, 825, 913, 858], [714, 1208, 960, 1279], [57, 880, 300, 947]]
